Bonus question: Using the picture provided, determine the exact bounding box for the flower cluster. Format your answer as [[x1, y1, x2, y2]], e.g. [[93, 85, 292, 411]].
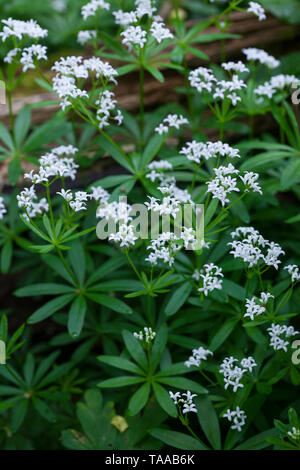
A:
[[155, 114, 189, 135], [267, 323, 299, 352], [24, 145, 79, 184], [189, 65, 247, 106], [133, 327, 156, 343], [169, 391, 197, 414], [219, 356, 257, 392], [0, 18, 47, 42], [185, 346, 213, 368], [255, 74, 298, 99], [180, 141, 240, 164], [242, 47, 280, 69], [244, 292, 274, 320], [17, 186, 49, 220], [223, 407, 247, 432], [81, 0, 110, 21], [77, 30, 97, 45], [145, 230, 197, 266], [207, 164, 262, 206], [0, 197, 7, 220], [52, 55, 118, 110], [247, 2, 266, 21], [196, 263, 224, 297], [228, 227, 285, 269], [284, 265, 300, 283]]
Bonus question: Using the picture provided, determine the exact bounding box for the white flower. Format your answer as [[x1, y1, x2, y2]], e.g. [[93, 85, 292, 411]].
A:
[[96, 200, 132, 223], [255, 74, 298, 99], [109, 224, 137, 248], [133, 327, 156, 343], [207, 165, 240, 206], [89, 186, 110, 204], [169, 390, 197, 414], [0, 197, 7, 220], [240, 171, 262, 194], [81, 0, 110, 21], [24, 146, 79, 184], [113, 10, 138, 27], [244, 292, 274, 320], [247, 2, 266, 21], [220, 356, 257, 393], [284, 265, 300, 283], [155, 114, 188, 134], [17, 186, 49, 219], [223, 407, 247, 432], [197, 263, 224, 296], [4, 48, 20, 64], [185, 346, 213, 368], [77, 30, 97, 45], [287, 427, 300, 441], [228, 227, 285, 269], [221, 61, 249, 73], [242, 48, 280, 69], [57, 189, 73, 202], [0, 18, 48, 42], [150, 21, 173, 43], [267, 323, 299, 352], [121, 26, 147, 49], [20, 44, 47, 72]]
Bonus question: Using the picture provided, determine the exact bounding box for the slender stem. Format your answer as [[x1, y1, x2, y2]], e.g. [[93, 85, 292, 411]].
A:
[[7, 91, 14, 133], [57, 247, 78, 287], [125, 249, 143, 282], [46, 184, 55, 232]]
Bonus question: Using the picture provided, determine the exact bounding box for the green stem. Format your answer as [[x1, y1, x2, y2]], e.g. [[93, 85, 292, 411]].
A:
[[139, 48, 145, 149]]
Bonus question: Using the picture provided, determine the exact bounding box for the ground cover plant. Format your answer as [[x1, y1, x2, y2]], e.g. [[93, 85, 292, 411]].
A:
[[0, 0, 300, 451]]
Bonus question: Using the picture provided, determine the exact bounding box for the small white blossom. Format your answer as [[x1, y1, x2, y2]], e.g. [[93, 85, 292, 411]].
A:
[[198, 263, 224, 296], [223, 407, 247, 432], [242, 48, 280, 69], [121, 25, 147, 49], [150, 21, 173, 43], [81, 0, 110, 21], [267, 323, 299, 352], [247, 2, 266, 21], [185, 346, 213, 368], [0, 18, 47, 42], [133, 327, 156, 343], [169, 390, 197, 414], [220, 356, 257, 393], [284, 265, 300, 283], [77, 30, 97, 45], [0, 197, 7, 220]]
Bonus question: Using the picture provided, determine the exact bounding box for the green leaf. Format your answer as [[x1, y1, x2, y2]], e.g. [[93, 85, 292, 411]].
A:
[[122, 330, 148, 371], [68, 240, 86, 285], [86, 293, 132, 314], [156, 376, 208, 395], [97, 355, 144, 375], [165, 282, 193, 316], [195, 396, 221, 449], [14, 106, 31, 147], [1, 239, 12, 273], [98, 376, 144, 388], [0, 123, 14, 150], [28, 294, 74, 324], [140, 133, 165, 169], [33, 397, 56, 423], [15, 283, 74, 297], [209, 318, 239, 351], [86, 256, 127, 286], [151, 325, 168, 372], [150, 428, 207, 450], [8, 158, 21, 185], [128, 382, 150, 415], [68, 296, 87, 338], [152, 382, 177, 417]]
